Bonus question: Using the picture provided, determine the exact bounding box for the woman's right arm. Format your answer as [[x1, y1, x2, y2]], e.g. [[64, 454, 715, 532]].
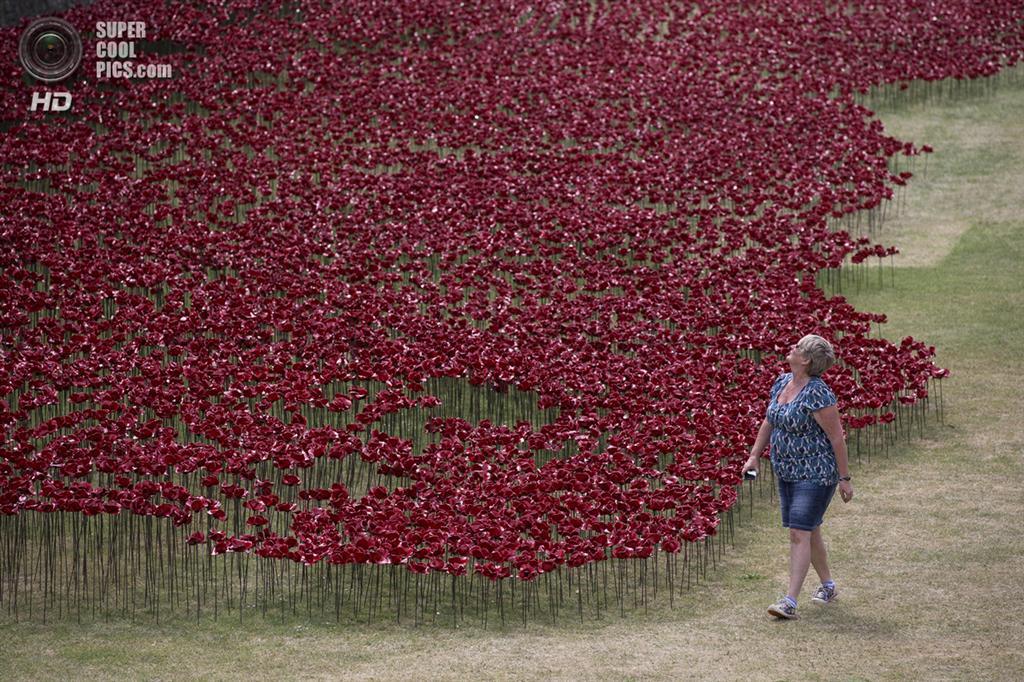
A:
[[742, 418, 772, 475]]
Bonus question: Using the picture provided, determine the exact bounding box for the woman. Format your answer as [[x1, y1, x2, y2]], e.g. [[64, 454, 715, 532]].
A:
[[741, 333, 854, 620]]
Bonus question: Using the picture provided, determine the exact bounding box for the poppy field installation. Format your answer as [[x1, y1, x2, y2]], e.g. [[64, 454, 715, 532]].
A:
[[1, 1, 1021, 626]]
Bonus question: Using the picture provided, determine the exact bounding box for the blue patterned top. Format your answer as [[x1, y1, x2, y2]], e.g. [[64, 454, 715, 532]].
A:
[[766, 372, 839, 486]]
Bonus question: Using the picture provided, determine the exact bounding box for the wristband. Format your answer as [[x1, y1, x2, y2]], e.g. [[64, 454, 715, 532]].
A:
[[838, 476, 851, 482]]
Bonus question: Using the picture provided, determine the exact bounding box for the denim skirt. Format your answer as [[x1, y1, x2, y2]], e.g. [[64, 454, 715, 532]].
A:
[[777, 478, 837, 531]]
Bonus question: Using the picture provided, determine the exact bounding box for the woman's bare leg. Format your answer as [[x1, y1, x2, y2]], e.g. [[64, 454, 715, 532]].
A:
[[787, 528, 812, 601], [809, 525, 832, 584]]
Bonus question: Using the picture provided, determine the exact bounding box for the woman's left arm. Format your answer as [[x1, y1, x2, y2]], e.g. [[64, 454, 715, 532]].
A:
[[812, 405, 854, 502]]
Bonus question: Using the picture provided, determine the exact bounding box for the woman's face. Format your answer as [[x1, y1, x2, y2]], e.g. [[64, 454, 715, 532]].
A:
[[786, 343, 811, 374]]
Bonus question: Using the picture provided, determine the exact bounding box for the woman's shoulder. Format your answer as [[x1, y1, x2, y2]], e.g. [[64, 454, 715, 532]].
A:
[[804, 376, 838, 408], [808, 375, 834, 390]]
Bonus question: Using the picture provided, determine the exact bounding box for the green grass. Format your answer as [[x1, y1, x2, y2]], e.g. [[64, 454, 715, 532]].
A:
[[859, 65, 1024, 269], [2, 75, 1023, 682]]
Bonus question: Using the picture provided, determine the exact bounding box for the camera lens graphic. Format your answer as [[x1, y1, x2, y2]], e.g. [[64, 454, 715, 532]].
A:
[[19, 18, 83, 83]]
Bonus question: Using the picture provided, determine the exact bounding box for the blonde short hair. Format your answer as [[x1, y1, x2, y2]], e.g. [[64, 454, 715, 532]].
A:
[[796, 334, 836, 376]]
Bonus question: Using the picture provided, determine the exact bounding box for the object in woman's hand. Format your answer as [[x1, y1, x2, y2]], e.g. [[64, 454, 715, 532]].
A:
[[744, 470, 758, 480]]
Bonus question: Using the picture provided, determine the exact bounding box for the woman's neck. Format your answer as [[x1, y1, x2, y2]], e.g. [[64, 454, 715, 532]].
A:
[[790, 369, 811, 384]]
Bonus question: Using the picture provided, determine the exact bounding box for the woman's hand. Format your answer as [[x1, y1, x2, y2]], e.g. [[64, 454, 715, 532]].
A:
[[838, 480, 854, 503], [743, 419, 773, 479]]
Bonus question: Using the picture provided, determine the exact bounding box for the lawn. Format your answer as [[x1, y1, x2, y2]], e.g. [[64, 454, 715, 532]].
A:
[[1, 71, 1021, 682]]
